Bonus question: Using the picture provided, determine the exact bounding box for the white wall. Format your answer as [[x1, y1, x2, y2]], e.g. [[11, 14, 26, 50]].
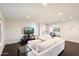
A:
[[0, 20, 5, 55], [39, 24, 47, 35], [5, 20, 40, 44], [5, 18, 79, 44], [54, 19, 79, 43], [0, 10, 5, 55], [5, 19, 26, 44]]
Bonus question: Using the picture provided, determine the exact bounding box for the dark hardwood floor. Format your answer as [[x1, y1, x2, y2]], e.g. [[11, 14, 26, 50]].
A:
[[60, 41, 79, 56], [2, 42, 22, 56], [1, 41, 79, 56]]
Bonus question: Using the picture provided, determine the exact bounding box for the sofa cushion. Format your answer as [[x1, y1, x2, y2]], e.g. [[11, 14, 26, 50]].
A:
[[39, 34, 51, 40], [35, 39, 56, 52]]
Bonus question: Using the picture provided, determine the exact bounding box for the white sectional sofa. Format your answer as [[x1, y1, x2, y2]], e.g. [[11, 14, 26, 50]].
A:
[[27, 37, 65, 56]]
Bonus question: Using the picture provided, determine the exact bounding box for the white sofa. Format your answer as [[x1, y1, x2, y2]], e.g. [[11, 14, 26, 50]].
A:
[[27, 37, 65, 56]]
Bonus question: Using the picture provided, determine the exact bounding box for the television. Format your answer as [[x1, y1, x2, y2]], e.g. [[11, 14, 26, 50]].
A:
[[24, 27, 34, 34]]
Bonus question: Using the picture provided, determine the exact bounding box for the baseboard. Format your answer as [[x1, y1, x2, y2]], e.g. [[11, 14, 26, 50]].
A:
[[66, 40, 79, 44]]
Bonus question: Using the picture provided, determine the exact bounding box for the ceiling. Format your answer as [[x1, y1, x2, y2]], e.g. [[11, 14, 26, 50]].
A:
[[0, 3, 79, 23]]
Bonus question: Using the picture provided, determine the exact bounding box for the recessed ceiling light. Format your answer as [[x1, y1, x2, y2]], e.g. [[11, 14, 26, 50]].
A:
[[42, 3, 47, 6], [69, 16, 72, 19], [26, 16, 30, 18], [58, 12, 62, 16]]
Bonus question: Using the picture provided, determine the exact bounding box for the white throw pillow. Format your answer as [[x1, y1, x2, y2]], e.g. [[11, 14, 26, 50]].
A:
[[53, 37, 62, 43], [39, 34, 51, 40], [36, 39, 56, 52]]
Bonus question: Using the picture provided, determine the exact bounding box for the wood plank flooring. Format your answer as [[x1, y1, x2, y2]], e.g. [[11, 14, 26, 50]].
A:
[[1, 41, 79, 56]]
